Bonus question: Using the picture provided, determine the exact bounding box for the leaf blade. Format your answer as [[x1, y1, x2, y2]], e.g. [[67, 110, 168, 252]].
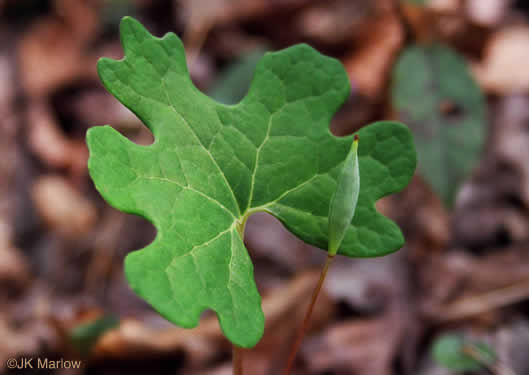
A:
[[87, 17, 417, 348], [266, 121, 416, 257]]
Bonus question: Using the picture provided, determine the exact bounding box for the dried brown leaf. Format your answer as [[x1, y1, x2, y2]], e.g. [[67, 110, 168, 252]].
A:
[[473, 26, 529, 93], [17, 2, 100, 98], [423, 247, 529, 322], [32, 175, 97, 238], [27, 102, 88, 172], [302, 310, 405, 375], [465, 0, 511, 27], [343, 11, 404, 98]]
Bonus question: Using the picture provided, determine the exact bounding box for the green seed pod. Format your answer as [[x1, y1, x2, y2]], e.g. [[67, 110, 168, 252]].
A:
[[327, 135, 360, 256]]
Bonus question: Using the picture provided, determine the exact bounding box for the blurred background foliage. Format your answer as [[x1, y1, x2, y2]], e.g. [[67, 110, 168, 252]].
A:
[[1, 0, 529, 374]]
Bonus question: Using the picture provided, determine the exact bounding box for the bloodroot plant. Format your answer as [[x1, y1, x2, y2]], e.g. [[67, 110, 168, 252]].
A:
[[87, 16, 417, 374]]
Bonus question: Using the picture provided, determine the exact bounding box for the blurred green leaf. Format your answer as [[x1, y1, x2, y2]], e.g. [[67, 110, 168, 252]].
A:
[[70, 315, 119, 355], [432, 334, 496, 372], [208, 48, 267, 105], [391, 44, 486, 206]]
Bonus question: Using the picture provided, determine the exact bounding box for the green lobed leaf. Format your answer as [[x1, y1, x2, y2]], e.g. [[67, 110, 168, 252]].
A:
[[432, 334, 496, 372], [392, 44, 486, 206], [87, 17, 416, 348]]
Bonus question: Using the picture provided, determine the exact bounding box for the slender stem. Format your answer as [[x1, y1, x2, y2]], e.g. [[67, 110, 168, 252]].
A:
[[233, 345, 244, 375], [233, 214, 249, 375], [283, 254, 335, 375]]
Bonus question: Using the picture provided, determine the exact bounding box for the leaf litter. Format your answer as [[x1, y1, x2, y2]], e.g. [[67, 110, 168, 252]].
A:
[[2, 0, 529, 373]]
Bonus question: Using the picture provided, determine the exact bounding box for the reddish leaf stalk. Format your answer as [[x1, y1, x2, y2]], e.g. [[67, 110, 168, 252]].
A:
[[233, 217, 249, 375], [233, 345, 243, 375], [283, 253, 335, 375]]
